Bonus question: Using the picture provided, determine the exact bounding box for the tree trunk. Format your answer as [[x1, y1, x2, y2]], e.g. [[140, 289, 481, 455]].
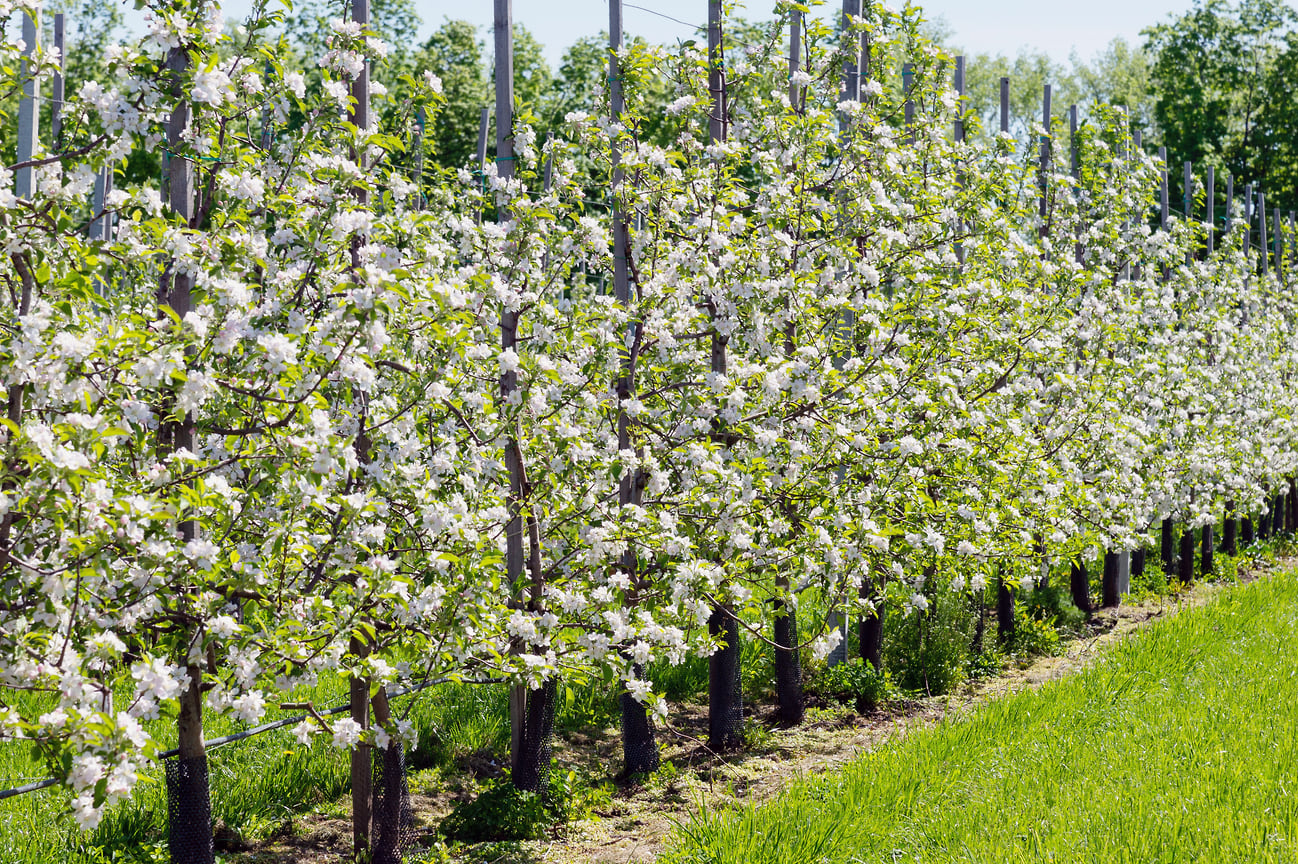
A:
[[349, 637, 371, 863], [169, 660, 214, 864], [1200, 523, 1214, 578], [512, 679, 557, 792], [708, 604, 743, 753], [1242, 515, 1255, 546], [1178, 528, 1194, 585], [1223, 502, 1237, 556], [1131, 547, 1146, 582], [773, 592, 803, 727], [1161, 518, 1176, 578], [1070, 559, 1091, 615], [859, 568, 884, 670], [620, 664, 659, 775], [1102, 551, 1121, 608], [996, 566, 1015, 643]]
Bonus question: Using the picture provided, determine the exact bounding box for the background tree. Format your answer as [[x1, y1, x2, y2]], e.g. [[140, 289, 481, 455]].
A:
[[1143, 0, 1298, 212]]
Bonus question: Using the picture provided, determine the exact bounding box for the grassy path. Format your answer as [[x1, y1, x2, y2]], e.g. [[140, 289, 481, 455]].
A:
[[665, 570, 1298, 864]]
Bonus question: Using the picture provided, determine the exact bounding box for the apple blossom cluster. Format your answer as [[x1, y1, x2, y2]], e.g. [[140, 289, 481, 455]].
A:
[[1, 0, 1295, 830]]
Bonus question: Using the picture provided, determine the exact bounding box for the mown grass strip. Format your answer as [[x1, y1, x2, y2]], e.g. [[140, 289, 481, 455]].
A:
[[666, 572, 1298, 864]]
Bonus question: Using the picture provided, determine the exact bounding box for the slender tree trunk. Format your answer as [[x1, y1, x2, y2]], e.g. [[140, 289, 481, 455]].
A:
[[1200, 523, 1214, 578], [859, 570, 884, 670], [705, 0, 742, 756], [1223, 501, 1238, 556], [171, 660, 214, 864], [1131, 547, 1146, 582], [1242, 514, 1255, 546], [996, 565, 1015, 643], [349, 636, 371, 862], [1161, 518, 1176, 578]]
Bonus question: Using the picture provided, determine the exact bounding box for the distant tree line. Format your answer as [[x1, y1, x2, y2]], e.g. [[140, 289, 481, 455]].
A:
[[6, 0, 1295, 212]]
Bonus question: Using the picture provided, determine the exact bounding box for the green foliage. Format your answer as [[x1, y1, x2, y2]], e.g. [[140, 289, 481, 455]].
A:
[[806, 659, 897, 712], [966, 644, 1006, 680], [666, 569, 1298, 864], [883, 593, 974, 697], [439, 764, 607, 843], [1143, 0, 1298, 211], [1020, 580, 1088, 633], [1005, 608, 1062, 659]]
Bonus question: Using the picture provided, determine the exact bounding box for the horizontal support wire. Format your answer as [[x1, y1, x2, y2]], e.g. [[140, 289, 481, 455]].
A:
[[0, 675, 503, 802]]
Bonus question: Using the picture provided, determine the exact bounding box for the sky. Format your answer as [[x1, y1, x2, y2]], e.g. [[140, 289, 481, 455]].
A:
[[94, 0, 1298, 67]]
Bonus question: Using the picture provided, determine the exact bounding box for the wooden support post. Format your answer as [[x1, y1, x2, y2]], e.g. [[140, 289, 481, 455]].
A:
[[489, 0, 531, 787], [1274, 207, 1284, 279], [999, 76, 1009, 136], [953, 56, 964, 143], [16, 9, 40, 200], [52, 14, 65, 148], [1133, 130, 1143, 280], [1207, 166, 1215, 255], [1244, 183, 1253, 256], [161, 10, 216, 861], [413, 106, 426, 210], [1226, 174, 1234, 233], [903, 62, 914, 144], [1159, 147, 1169, 232], [1259, 191, 1268, 277], [789, 8, 803, 110], [839, 0, 860, 110], [475, 106, 489, 222], [348, 4, 373, 856], [1158, 147, 1169, 282], [1070, 105, 1081, 264], [954, 56, 965, 265], [773, 3, 809, 723], [1038, 84, 1051, 235], [707, 0, 742, 754], [1184, 161, 1193, 265]]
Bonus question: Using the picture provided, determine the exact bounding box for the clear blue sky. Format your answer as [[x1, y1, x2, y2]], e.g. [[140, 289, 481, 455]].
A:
[[409, 0, 1294, 65], [98, 0, 1298, 66]]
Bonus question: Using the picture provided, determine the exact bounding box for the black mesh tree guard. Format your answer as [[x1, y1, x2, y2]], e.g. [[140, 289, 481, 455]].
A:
[[620, 663, 660, 775], [773, 602, 803, 727], [371, 743, 413, 864], [708, 605, 743, 753], [1223, 503, 1238, 556], [165, 755, 215, 864], [512, 679, 557, 793], [1070, 559, 1092, 615]]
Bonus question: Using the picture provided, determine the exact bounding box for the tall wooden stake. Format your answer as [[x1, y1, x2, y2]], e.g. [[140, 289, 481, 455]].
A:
[[1259, 191, 1268, 278], [16, 9, 40, 200], [347, 4, 373, 858], [1207, 166, 1215, 255], [1038, 84, 1050, 237], [51, 14, 65, 148], [706, 0, 742, 754], [475, 106, 489, 222], [773, 5, 807, 724]]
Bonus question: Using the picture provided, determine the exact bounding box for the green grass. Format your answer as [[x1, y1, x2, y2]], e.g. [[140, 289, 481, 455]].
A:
[[666, 569, 1298, 864]]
